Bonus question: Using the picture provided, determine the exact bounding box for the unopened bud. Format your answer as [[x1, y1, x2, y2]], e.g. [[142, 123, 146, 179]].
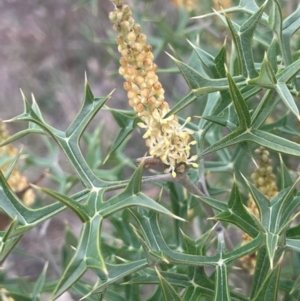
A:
[[109, 11, 117, 22], [141, 88, 150, 98], [119, 57, 128, 66], [123, 81, 132, 90], [134, 76, 144, 86], [119, 66, 125, 75], [133, 24, 141, 35], [127, 32, 136, 43], [127, 90, 137, 99], [153, 82, 162, 90], [147, 96, 156, 105], [136, 103, 145, 112], [120, 20, 130, 30], [138, 34, 147, 44]]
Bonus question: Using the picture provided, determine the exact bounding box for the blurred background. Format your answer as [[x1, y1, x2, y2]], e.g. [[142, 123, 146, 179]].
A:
[[0, 0, 297, 131], [1, 0, 298, 132]]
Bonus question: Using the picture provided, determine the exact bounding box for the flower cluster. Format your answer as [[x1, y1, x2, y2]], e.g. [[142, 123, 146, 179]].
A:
[[109, 0, 198, 177], [0, 120, 35, 207], [240, 146, 278, 272], [250, 147, 278, 199]]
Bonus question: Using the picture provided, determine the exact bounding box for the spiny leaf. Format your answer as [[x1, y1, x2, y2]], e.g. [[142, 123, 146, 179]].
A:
[[277, 58, 300, 83], [250, 247, 270, 298], [200, 128, 244, 158], [214, 180, 258, 237], [104, 108, 137, 162], [182, 286, 203, 301], [99, 164, 184, 221], [52, 215, 106, 299], [197, 92, 220, 130], [181, 227, 215, 256], [101, 192, 184, 220], [214, 231, 231, 301], [266, 233, 279, 269], [243, 130, 300, 157], [30, 93, 46, 126], [66, 77, 111, 138], [164, 92, 199, 118], [282, 5, 300, 71], [278, 154, 294, 190], [166, 52, 245, 96], [7, 91, 55, 136], [0, 128, 44, 148], [0, 218, 22, 263], [0, 171, 31, 225], [275, 82, 299, 119], [267, 38, 280, 72], [248, 54, 277, 89], [2, 151, 21, 181], [227, 71, 251, 128], [251, 90, 276, 128], [82, 260, 149, 298], [252, 264, 281, 300], [269, 0, 286, 65], [214, 264, 231, 301], [32, 185, 89, 222], [156, 267, 183, 301], [188, 40, 226, 78], [191, 0, 267, 22], [225, 1, 267, 78], [32, 262, 48, 300], [128, 270, 189, 290]]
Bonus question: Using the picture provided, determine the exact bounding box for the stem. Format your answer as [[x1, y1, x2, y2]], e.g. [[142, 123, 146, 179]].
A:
[[197, 158, 210, 196], [175, 172, 216, 222], [39, 220, 61, 276]]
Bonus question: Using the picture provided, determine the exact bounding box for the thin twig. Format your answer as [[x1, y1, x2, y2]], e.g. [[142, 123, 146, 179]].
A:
[[39, 220, 61, 276], [197, 158, 210, 196], [174, 172, 216, 222]]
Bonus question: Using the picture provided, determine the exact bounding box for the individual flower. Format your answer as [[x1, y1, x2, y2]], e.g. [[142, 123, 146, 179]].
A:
[[109, 0, 198, 177]]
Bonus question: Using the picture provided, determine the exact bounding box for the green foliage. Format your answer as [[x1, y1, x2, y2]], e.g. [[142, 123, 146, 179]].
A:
[[1, 0, 300, 300]]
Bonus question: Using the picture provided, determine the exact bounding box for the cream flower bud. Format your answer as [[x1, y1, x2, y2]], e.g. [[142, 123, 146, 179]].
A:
[[134, 76, 144, 86], [153, 82, 162, 90], [123, 81, 132, 90], [119, 66, 125, 75], [138, 33, 147, 43], [127, 32, 136, 43], [109, 11, 117, 22], [127, 90, 137, 99], [136, 103, 145, 112], [133, 24, 141, 35]]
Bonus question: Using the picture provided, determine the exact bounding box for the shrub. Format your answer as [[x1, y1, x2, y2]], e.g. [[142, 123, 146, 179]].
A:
[[1, 0, 300, 300]]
